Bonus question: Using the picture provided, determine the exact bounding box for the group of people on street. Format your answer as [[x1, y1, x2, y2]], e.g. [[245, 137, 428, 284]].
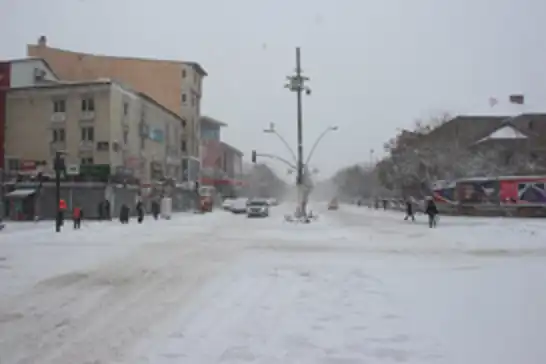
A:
[[119, 199, 160, 224], [57, 199, 84, 230], [2, 197, 164, 232], [70, 198, 163, 227], [404, 196, 439, 228], [371, 196, 439, 228]]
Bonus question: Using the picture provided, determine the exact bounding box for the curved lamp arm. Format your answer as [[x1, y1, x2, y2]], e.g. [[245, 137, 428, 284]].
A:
[[263, 126, 298, 163], [305, 126, 338, 166], [256, 152, 298, 171]]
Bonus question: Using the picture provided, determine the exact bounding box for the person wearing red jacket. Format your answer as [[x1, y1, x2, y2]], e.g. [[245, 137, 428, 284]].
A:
[[72, 206, 82, 229]]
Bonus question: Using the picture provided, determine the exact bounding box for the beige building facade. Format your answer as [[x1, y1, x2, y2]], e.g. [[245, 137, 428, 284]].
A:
[[5, 80, 186, 184], [27, 36, 205, 181]]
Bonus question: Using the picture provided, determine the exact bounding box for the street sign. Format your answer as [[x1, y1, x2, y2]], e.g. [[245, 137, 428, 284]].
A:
[[66, 164, 80, 176]]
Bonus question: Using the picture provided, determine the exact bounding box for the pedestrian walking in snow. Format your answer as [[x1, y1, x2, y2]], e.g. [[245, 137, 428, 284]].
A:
[[58, 199, 67, 227], [136, 201, 144, 224], [404, 198, 416, 222], [72, 206, 82, 229], [151, 200, 160, 220], [104, 200, 112, 220], [97, 201, 103, 221], [119, 204, 130, 224], [425, 197, 439, 228]]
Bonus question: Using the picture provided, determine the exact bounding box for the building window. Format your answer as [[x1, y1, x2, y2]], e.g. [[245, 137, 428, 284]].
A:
[[181, 94, 187, 103], [529, 120, 534, 130], [81, 157, 94, 165], [194, 72, 198, 84], [81, 126, 94, 142], [123, 129, 129, 145], [8, 159, 20, 171], [81, 97, 95, 112], [182, 69, 187, 78], [52, 128, 65, 142], [123, 102, 129, 116], [181, 118, 187, 128], [53, 99, 66, 113], [181, 140, 187, 152]]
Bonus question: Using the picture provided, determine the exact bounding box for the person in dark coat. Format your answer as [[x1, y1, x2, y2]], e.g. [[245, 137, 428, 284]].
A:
[[97, 201, 103, 221], [104, 200, 111, 220], [119, 204, 129, 224], [136, 201, 144, 224], [382, 199, 388, 210], [425, 197, 439, 228], [151, 200, 160, 220], [404, 198, 415, 221]]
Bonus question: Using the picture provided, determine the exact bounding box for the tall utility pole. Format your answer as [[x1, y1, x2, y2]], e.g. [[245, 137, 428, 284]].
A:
[[54, 151, 65, 232], [295, 48, 304, 188], [285, 47, 311, 218]]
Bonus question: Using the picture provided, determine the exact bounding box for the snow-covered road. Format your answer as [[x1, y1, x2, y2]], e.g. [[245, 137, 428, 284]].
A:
[[1, 205, 546, 363]]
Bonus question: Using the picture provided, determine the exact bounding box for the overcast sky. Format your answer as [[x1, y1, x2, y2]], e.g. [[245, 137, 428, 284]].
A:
[[2, 0, 546, 178]]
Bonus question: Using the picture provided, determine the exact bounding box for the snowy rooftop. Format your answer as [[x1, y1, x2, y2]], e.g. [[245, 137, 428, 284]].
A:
[[476, 124, 528, 144]]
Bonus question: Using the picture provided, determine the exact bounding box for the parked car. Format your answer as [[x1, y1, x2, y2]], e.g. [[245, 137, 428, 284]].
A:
[[328, 198, 339, 210], [247, 199, 270, 218], [222, 198, 235, 211], [231, 198, 249, 214]]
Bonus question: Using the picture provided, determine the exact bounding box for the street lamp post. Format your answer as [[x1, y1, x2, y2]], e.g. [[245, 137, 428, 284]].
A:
[[54, 151, 66, 232], [370, 148, 375, 200], [261, 123, 338, 218], [285, 47, 311, 217]]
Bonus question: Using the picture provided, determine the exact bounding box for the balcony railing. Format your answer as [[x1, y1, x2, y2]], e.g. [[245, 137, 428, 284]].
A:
[[81, 111, 95, 121], [50, 113, 66, 123], [79, 140, 94, 151]]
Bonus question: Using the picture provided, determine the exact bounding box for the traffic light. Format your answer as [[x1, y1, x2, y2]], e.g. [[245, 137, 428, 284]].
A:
[[251, 150, 257, 163]]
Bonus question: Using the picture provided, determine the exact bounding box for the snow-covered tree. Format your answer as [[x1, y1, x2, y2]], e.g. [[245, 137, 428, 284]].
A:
[[335, 113, 545, 198], [374, 113, 542, 196], [242, 163, 287, 199]]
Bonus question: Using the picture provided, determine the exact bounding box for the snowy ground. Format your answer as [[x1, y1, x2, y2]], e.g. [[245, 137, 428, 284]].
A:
[[1, 205, 546, 363]]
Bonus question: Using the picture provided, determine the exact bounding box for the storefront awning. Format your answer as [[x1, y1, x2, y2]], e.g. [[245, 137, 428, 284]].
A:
[[5, 189, 37, 198]]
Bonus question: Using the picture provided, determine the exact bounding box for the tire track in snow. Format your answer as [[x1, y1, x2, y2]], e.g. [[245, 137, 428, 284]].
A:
[[0, 226, 242, 364]]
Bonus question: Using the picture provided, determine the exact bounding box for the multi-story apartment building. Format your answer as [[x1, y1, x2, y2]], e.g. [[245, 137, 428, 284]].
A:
[[0, 58, 61, 170], [27, 36, 206, 182], [199, 116, 244, 196], [4, 79, 186, 184]]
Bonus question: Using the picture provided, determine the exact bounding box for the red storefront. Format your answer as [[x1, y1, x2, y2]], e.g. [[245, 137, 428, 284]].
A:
[[201, 139, 223, 173], [200, 140, 246, 191]]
